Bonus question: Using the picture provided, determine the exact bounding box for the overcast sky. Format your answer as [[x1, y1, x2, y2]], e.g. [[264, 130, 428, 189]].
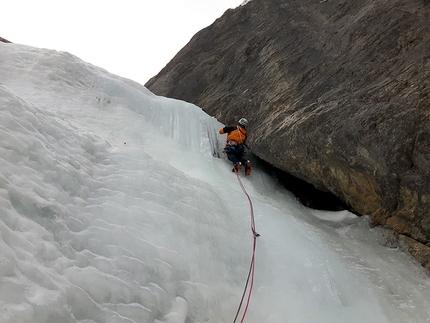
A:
[[2, 0, 245, 85]]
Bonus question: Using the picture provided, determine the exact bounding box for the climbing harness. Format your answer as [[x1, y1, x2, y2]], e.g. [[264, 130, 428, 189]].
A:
[[232, 169, 259, 323]]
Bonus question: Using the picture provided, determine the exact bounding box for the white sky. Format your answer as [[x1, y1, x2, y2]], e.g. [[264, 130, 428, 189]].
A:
[[1, 0, 245, 85]]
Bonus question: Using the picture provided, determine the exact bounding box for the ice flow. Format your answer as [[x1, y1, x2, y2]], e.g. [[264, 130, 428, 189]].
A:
[[0, 43, 429, 323]]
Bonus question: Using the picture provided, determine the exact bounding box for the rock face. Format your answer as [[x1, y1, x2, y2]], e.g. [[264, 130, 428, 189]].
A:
[[146, 0, 430, 268], [0, 37, 11, 43]]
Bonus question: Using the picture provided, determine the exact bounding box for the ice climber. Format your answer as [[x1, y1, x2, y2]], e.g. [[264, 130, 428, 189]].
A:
[[219, 118, 252, 176]]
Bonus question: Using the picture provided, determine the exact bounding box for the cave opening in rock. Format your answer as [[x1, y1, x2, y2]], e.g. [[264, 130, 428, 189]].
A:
[[254, 156, 351, 212]]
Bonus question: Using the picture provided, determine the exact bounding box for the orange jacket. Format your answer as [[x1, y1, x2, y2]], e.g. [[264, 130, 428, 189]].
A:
[[219, 125, 247, 144]]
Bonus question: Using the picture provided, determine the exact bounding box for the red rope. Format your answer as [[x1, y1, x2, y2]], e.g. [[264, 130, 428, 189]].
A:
[[232, 170, 259, 323]]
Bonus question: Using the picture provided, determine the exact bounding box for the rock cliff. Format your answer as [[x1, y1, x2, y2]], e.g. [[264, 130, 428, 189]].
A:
[[146, 0, 430, 268]]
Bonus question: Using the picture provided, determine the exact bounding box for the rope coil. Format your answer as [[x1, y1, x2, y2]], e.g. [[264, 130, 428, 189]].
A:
[[232, 170, 259, 323]]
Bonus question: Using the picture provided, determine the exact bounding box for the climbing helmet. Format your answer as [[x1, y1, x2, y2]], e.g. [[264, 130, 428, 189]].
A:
[[238, 118, 248, 128]]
